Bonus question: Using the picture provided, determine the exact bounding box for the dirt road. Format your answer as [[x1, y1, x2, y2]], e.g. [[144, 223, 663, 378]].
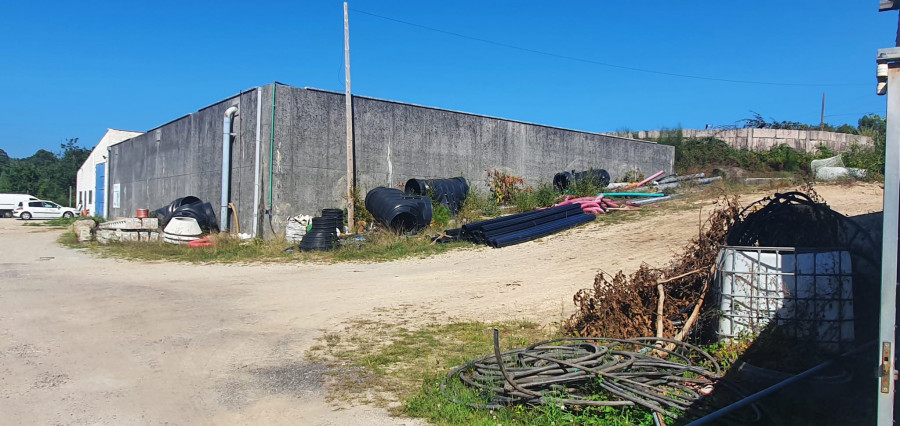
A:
[[0, 183, 884, 425]]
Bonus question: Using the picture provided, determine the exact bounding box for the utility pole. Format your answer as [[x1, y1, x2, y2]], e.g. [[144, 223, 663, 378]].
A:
[[344, 2, 355, 233], [820, 92, 826, 128]]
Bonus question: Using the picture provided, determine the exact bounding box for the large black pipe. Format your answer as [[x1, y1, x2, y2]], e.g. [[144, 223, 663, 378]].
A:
[[553, 169, 610, 191], [479, 204, 582, 234], [404, 177, 469, 214], [481, 207, 585, 240], [460, 204, 582, 243], [489, 213, 595, 248], [154, 196, 218, 232], [365, 187, 434, 233]]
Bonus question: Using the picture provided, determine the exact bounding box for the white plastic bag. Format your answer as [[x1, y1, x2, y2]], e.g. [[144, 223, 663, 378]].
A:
[[285, 215, 313, 243]]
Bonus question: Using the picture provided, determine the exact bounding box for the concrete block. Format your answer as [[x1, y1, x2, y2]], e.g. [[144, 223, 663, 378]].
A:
[[73, 219, 96, 243], [99, 218, 159, 230]]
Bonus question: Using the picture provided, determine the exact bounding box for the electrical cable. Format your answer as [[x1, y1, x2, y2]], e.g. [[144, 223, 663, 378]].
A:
[[351, 8, 867, 88]]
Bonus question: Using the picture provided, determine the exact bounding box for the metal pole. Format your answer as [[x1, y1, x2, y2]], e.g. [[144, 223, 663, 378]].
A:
[[344, 2, 355, 233], [687, 341, 874, 426], [877, 63, 900, 425]]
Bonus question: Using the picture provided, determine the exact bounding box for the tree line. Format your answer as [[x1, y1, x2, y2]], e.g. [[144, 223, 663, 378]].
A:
[[0, 138, 91, 206]]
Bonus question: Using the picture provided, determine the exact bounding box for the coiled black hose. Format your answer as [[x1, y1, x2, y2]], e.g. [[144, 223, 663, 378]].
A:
[[442, 333, 737, 420]]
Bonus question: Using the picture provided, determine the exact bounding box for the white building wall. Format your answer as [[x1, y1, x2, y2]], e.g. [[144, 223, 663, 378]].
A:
[[76, 129, 142, 217]]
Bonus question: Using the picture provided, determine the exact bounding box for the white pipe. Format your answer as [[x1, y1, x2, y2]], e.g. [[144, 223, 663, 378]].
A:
[[252, 87, 262, 238], [104, 146, 111, 218], [221, 106, 239, 231]]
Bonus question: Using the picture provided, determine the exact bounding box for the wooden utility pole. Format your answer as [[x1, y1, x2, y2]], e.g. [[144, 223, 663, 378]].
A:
[[820, 92, 826, 128], [344, 2, 355, 232]]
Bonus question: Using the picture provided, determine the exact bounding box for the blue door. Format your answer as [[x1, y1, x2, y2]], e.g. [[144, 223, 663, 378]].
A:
[[95, 163, 105, 217]]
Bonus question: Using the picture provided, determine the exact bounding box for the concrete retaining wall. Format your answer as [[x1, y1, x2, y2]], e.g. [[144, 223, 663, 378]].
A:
[[611, 129, 872, 154], [109, 83, 674, 238]]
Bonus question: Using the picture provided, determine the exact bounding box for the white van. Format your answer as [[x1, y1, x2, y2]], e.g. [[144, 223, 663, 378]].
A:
[[0, 193, 38, 218]]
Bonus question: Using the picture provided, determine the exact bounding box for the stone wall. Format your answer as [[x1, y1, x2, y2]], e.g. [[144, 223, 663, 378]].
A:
[[610, 129, 872, 153]]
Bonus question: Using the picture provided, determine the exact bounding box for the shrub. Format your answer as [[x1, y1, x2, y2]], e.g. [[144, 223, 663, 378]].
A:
[[486, 169, 524, 205], [511, 183, 558, 213]]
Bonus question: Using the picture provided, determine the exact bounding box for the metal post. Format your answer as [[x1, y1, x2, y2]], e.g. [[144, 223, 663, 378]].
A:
[[877, 62, 900, 425], [344, 2, 355, 233]]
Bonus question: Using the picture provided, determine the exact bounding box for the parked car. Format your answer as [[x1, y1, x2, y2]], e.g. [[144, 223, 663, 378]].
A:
[[13, 200, 79, 220], [0, 193, 38, 218]]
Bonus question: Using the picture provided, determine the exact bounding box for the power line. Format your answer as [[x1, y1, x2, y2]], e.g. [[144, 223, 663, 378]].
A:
[[351, 8, 868, 88], [825, 111, 881, 118]]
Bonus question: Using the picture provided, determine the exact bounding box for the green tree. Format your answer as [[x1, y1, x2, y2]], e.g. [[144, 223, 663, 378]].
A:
[[0, 138, 89, 205]]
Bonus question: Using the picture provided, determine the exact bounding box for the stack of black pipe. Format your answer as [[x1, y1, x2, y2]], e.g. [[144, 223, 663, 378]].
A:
[[404, 177, 469, 214], [321, 209, 345, 231], [300, 209, 344, 251], [365, 187, 433, 233], [455, 204, 595, 248], [553, 169, 610, 191]]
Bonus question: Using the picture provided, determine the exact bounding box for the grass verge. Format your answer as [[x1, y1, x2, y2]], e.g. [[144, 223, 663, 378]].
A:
[[67, 229, 470, 264], [307, 308, 658, 425]]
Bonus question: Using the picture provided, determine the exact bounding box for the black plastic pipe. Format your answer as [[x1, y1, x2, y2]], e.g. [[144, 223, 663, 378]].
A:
[[489, 213, 595, 247], [404, 177, 469, 214], [553, 169, 610, 191], [481, 208, 585, 241], [365, 187, 434, 233]]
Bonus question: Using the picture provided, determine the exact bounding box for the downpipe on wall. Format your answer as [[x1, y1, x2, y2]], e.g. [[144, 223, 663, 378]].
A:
[[221, 106, 239, 232], [252, 87, 262, 238]]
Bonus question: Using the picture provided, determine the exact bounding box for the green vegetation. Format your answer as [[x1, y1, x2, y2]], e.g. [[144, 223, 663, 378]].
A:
[[307, 313, 658, 425], [69, 230, 469, 264], [0, 139, 89, 206], [653, 113, 887, 179], [23, 216, 81, 227]]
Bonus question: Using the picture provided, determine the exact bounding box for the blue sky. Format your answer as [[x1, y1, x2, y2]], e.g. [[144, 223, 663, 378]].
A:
[[0, 1, 894, 158]]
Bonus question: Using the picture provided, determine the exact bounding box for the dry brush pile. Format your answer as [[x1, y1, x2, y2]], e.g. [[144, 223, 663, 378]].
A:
[[564, 195, 743, 345]]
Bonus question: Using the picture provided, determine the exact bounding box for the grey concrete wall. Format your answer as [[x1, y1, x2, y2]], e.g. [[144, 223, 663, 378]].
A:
[[109, 83, 673, 239], [108, 90, 260, 233], [264, 86, 672, 236], [611, 129, 873, 153]]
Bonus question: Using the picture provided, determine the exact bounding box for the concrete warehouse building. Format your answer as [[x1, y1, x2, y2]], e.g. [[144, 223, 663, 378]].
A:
[[107, 82, 674, 239], [76, 128, 143, 217]]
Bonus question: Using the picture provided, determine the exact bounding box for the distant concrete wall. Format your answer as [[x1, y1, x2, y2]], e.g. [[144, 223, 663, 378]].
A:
[[610, 129, 872, 153], [109, 83, 673, 239]]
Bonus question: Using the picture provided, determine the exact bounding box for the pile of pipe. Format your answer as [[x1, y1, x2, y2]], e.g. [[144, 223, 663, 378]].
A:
[[443, 331, 725, 420], [300, 209, 344, 252], [455, 203, 594, 248], [154, 196, 219, 232], [365, 187, 433, 233], [553, 169, 610, 191], [555, 194, 621, 214], [604, 171, 720, 192], [404, 177, 469, 214]]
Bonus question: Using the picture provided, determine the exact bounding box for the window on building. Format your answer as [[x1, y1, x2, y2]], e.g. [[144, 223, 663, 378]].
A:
[[88, 190, 92, 204], [78, 191, 82, 206]]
